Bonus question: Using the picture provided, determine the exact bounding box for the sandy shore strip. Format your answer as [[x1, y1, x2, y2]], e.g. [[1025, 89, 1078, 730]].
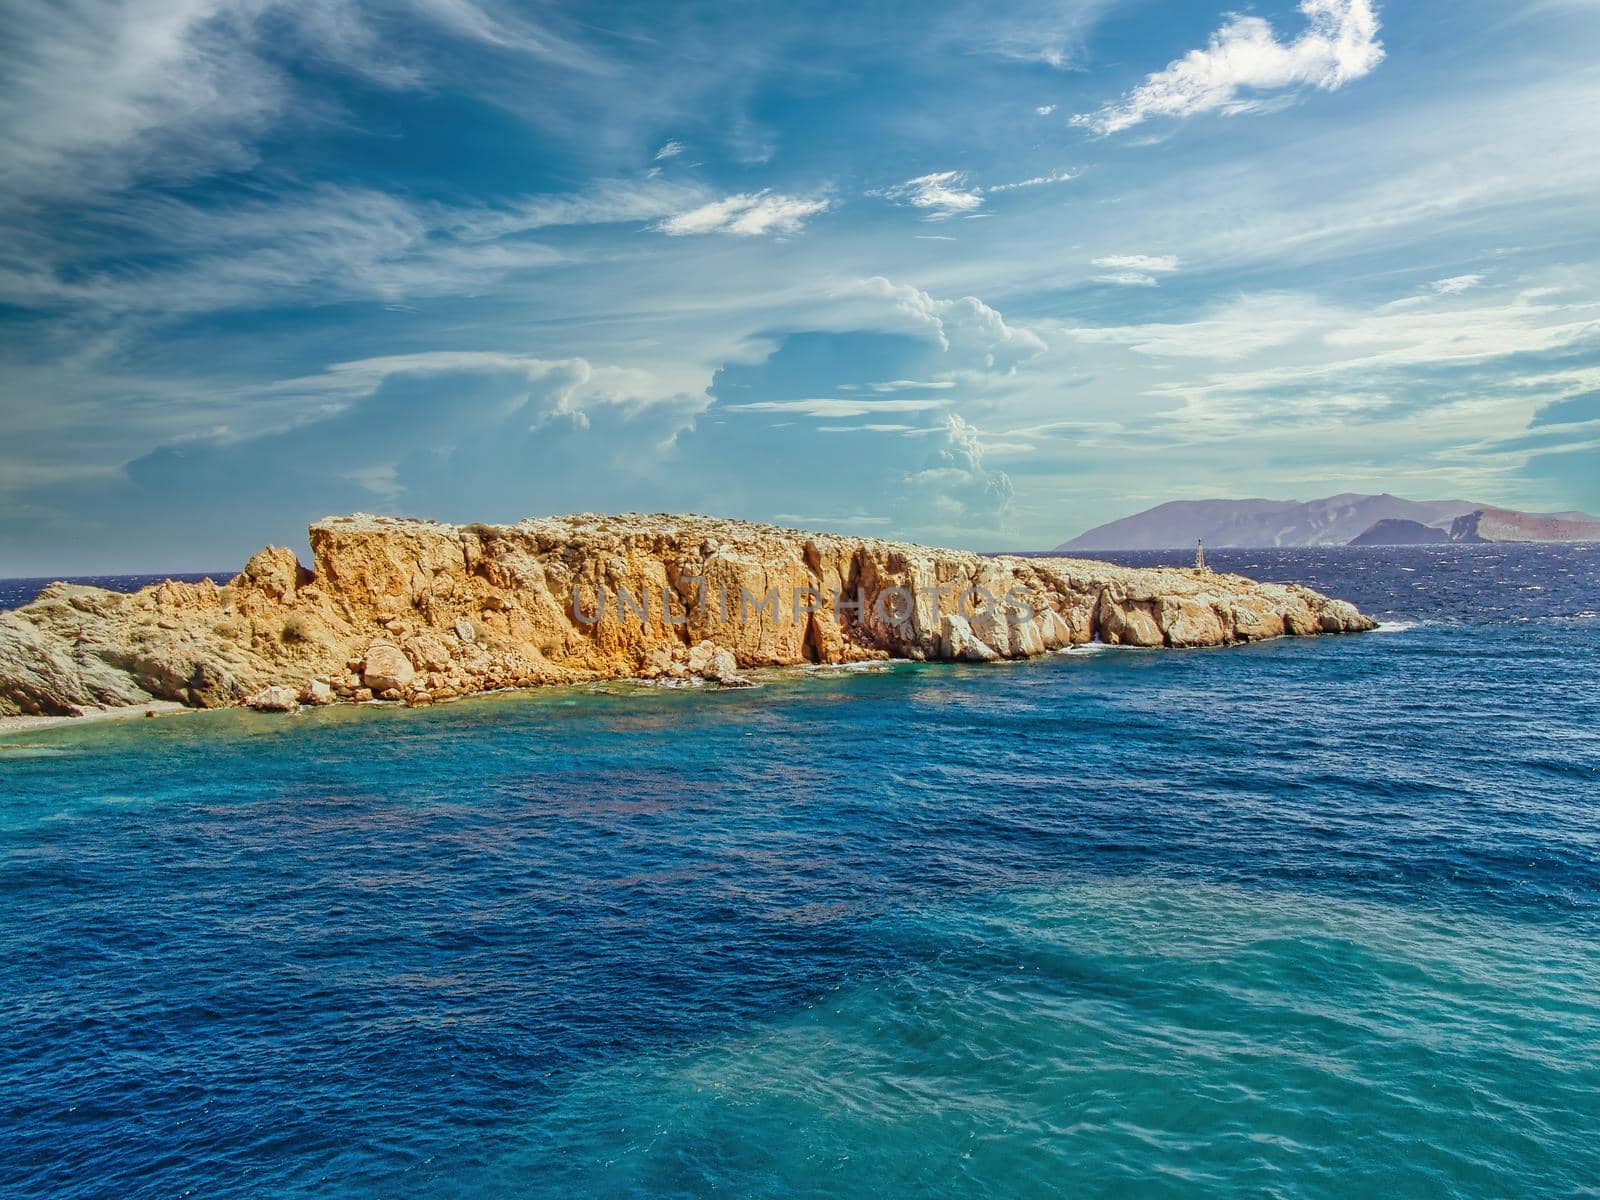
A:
[[0, 700, 188, 738]]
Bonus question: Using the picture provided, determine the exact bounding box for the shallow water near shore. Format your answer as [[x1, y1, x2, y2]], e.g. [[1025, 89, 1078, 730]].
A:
[[2, 544, 1599, 1198]]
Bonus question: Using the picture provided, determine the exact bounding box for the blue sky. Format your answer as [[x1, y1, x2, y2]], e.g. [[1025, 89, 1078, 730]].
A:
[[2, 0, 1598, 572]]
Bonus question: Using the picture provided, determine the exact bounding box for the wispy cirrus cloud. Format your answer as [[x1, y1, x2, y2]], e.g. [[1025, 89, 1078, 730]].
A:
[[1093, 253, 1180, 286], [1073, 0, 1384, 136], [653, 139, 685, 160], [987, 168, 1079, 193], [0, 0, 601, 215], [0, 178, 716, 314], [874, 167, 1076, 218], [724, 398, 948, 418], [654, 191, 833, 237], [873, 171, 985, 219]]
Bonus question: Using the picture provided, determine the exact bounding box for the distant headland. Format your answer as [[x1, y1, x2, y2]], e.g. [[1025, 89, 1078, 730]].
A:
[[1060, 493, 1600, 551], [0, 513, 1375, 722]]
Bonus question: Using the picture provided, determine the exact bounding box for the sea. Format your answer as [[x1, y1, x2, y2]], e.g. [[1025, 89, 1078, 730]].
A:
[[1, 543, 1597, 1199]]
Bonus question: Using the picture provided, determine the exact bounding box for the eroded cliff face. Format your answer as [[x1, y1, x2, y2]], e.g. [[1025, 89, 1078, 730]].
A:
[[0, 513, 1376, 718]]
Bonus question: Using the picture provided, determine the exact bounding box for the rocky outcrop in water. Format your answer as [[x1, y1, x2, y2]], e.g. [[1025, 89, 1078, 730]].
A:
[[1347, 518, 1453, 546], [0, 513, 1376, 718]]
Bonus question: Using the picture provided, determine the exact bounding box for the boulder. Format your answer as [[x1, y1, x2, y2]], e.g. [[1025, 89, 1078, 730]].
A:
[[1008, 608, 1047, 657], [940, 614, 998, 662], [687, 640, 718, 675], [301, 679, 335, 706], [234, 546, 310, 603], [1158, 597, 1226, 647], [361, 642, 416, 692], [1039, 608, 1075, 649], [1317, 599, 1372, 633], [403, 633, 454, 673], [248, 685, 300, 713], [1098, 597, 1163, 647]]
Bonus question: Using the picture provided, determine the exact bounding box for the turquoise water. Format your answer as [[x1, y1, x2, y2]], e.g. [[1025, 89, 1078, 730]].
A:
[[2, 546, 1598, 1198]]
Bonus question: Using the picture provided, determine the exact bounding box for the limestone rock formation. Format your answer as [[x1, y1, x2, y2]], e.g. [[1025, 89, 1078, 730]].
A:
[[248, 685, 301, 713], [0, 513, 1377, 719]]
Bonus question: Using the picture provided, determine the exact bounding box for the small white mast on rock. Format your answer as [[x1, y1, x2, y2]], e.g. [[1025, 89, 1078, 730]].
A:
[[1195, 538, 1207, 572]]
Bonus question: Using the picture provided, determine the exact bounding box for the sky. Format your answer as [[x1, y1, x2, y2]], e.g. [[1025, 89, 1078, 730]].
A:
[[2, 0, 1599, 573]]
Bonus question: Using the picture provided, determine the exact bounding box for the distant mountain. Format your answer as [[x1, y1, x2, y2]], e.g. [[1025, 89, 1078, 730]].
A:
[[1451, 507, 1600, 543], [1058, 493, 1480, 550], [1059, 493, 1600, 550]]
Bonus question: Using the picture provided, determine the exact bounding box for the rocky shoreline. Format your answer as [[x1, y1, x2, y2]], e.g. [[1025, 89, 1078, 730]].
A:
[[0, 513, 1376, 720]]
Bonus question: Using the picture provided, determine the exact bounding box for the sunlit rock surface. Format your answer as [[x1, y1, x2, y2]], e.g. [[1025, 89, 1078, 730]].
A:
[[0, 513, 1376, 717]]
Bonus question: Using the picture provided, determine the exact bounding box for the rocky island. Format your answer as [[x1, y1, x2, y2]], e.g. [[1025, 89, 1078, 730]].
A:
[[0, 513, 1376, 719]]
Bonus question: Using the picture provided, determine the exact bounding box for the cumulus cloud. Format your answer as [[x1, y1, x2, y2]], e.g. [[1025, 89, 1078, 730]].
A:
[[1093, 253, 1181, 286], [655, 190, 832, 237], [874, 171, 985, 219], [901, 414, 1015, 526], [1073, 0, 1384, 136], [846, 277, 1048, 369], [1036, 104, 1057, 116], [5, 352, 703, 569]]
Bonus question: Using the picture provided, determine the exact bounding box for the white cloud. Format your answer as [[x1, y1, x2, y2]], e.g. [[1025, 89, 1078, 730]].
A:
[[1068, 292, 1337, 359], [1092, 253, 1179, 287], [1096, 272, 1161, 288], [816, 425, 923, 434], [725, 398, 948, 418], [874, 171, 985, 219], [655, 190, 832, 237], [869, 380, 959, 392], [875, 167, 1076, 218], [1059, 283, 1600, 454], [1094, 254, 1180, 272], [771, 512, 892, 526], [0, 0, 600, 216], [442, 178, 707, 240], [901, 414, 1015, 526], [1036, 105, 1057, 116], [1431, 274, 1485, 295], [654, 139, 685, 160], [986, 168, 1079, 192], [846, 277, 1048, 368], [1, 180, 723, 314], [1073, 0, 1384, 135], [271, 350, 693, 418], [961, 0, 1119, 71]]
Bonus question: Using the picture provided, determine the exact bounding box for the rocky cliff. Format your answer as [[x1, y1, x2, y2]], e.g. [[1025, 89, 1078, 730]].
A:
[[0, 513, 1376, 718]]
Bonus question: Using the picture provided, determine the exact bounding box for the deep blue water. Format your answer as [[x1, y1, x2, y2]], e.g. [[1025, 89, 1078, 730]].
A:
[[2, 544, 1598, 1198]]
